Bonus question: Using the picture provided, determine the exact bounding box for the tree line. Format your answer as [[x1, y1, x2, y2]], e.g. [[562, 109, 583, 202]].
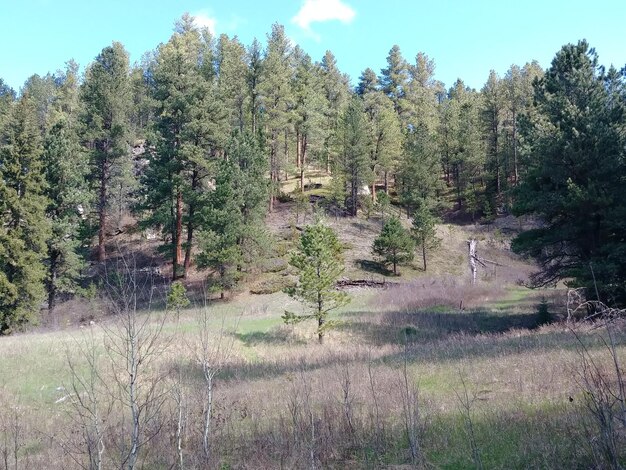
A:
[[1, 12, 625, 332]]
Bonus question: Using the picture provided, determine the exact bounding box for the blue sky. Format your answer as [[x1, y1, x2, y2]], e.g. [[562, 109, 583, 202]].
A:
[[2, 0, 625, 93]]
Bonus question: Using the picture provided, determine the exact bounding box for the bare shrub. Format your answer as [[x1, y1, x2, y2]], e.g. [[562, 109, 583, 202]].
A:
[[0, 401, 25, 470], [397, 341, 426, 467], [189, 305, 238, 466], [454, 374, 485, 470], [374, 276, 505, 313], [570, 301, 626, 469], [366, 349, 386, 457], [62, 331, 111, 470]]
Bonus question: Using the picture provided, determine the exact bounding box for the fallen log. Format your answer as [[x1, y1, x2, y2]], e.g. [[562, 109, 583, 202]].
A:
[[336, 279, 396, 289]]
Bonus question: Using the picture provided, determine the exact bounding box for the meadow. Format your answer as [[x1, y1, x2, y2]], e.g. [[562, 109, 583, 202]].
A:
[[1, 276, 625, 469]]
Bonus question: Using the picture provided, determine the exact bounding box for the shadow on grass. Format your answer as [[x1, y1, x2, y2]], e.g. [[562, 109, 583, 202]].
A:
[[355, 259, 393, 276], [176, 345, 373, 385], [337, 306, 626, 366], [209, 398, 590, 469], [234, 329, 306, 347], [176, 315, 625, 388], [336, 308, 539, 346]]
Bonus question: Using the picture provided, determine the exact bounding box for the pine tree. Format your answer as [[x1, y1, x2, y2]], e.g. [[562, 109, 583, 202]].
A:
[[481, 70, 504, 209], [247, 38, 264, 136], [356, 68, 378, 96], [502, 61, 543, 186], [440, 80, 484, 215], [228, 131, 269, 267], [259, 23, 294, 211], [398, 123, 443, 215], [513, 41, 626, 304], [141, 18, 228, 279], [43, 62, 91, 313], [0, 78, 15, 128], [81, 41, 132, 262], [335, 96, 372, 216], [21, 73, 57, 132], [197, 132, 268, 297], [197, 159, 243, 298], [373, 216, 414, 275], [411, 200, 439, 271], [404, 52, 442, 132], [216, 34, 249, 132], [380, 45, 409, 119], [43, 118, 90, 312], [362, 88, 402, 198], [0, 96, 50, 332], [292, 47, 324, 191], [319, 51, 350, 174], [283, 222, 349, 344], [130, 55, 156, 138]]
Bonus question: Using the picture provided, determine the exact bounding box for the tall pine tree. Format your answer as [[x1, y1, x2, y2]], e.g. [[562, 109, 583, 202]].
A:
[[259, 24, 294, 211], [513, 41, 626, 304], [335, 96, 371, 216], [141, 16, 227, 279], [0, 96, 50, 332], [81, 41, 132, 262]]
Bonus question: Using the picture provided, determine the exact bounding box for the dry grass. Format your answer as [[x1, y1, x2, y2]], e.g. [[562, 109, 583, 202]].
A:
[[264, 196, 537, 288], [1, 283, 625, 468]]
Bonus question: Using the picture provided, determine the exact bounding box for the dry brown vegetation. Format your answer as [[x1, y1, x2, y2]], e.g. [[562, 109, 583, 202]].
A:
[[2, 206, 624, 468], [1, 271, 626, 469]]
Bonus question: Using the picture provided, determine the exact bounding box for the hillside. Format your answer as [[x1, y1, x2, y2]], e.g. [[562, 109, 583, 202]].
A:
[[1, 257, 624, 468], [1, 13, 625, 468]]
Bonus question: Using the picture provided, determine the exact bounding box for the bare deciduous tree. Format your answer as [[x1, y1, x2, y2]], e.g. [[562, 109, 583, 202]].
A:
[[454, 374, 485, 470], [63, 330, 111, 470], [191, 305, 238, 465], [397, 341, 425, 467], [101, 257, 171, 470], [0, 404, 24, 470], [570, 302, 626, 470]]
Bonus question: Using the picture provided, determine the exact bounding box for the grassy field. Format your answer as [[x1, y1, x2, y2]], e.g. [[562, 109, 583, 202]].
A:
[[1, 281, 625, 469], [1, 189, 624, 468]]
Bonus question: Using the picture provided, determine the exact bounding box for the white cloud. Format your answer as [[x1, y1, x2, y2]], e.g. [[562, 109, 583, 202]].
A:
[[192, 12, 217, 34], [224, 14, 247, 33], [292, 0, 356, 32]]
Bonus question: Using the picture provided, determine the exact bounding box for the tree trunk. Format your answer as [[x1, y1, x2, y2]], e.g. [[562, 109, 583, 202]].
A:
[[422, 239, 427, 272], [318, 317, 324, 344], [128, 317, 140, 470], [251, 95, 257, 136], [174, 190, 183, 280], [183, 173, 199, 278], [238, 100, 244, 133], [512, 110, 519, 185], [317, 279, 324, 344], [296, 131, 301, 169], [300, 135, 307, 192], [494, 121, 500, 195], [203, 371, 213, 463], [48, 249, 58, 313], [269, 137, 277, 212], [284, 129, 289, 180], [468, 239, 477, 285], [183, 206, 194, 278], [97, 160, 108, 262]]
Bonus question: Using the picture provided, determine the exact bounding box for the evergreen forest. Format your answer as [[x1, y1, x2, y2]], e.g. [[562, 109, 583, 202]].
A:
[[1, 14, 626, 469], [2, 15, 624, 332]]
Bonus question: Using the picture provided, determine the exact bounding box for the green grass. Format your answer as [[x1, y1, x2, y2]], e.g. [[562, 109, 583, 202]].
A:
[[2, 284, 625, 468], [487, 285, 540, 310]]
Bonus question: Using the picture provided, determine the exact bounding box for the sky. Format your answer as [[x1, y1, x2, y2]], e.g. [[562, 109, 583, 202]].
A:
[[2, 0, 626, 93]]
